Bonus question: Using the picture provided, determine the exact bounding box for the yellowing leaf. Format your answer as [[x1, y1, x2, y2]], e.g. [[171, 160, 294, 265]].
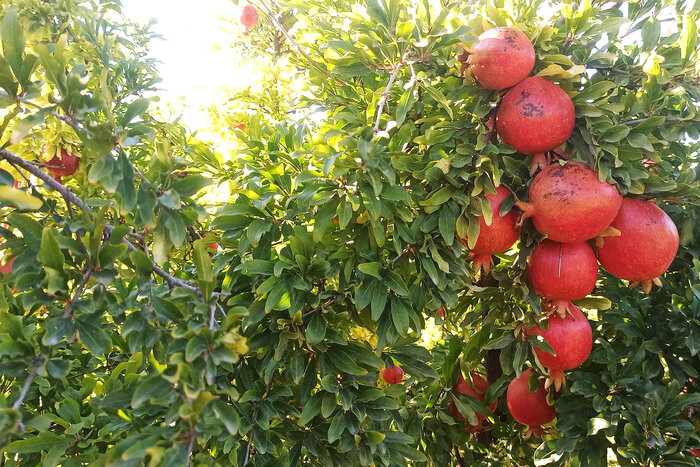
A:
[[0, 185, 42, 210], [536, 64, 586, 79]]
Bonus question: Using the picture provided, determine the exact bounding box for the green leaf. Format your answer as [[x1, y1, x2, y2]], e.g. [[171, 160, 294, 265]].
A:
[[391, 297, 409, 335], [121, 98, 150, 126], [626, 132, 654, 152], [384, 270, 409, 297], [328, 412, 345, 442], [4, 434, 67, 454], [395, 87, 415, 127], [115, 152, 136, 215], [131, 374, 173, 408], [600, 125, 630, 143], [1, 8, 25, 81], [358, 262, 382, 279], [162, 210, 186, 247], [299, 392, 323, 425], [192, 239, 214, 299], [306, 314, 326, 345], [641, 18, 660, 51], [213, 400, 240, 435], [0, 185, 41, 210], [421, 84, 453, 119], [38, 227, 64, 271], [75, 316, 111, 355], [10, 109, 48, 144], [680, 16, 698, 60]]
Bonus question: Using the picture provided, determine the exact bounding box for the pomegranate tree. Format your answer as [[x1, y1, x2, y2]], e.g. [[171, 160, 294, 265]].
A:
[[466, 185, 521, 273], [240, 5, 259, 35], [517, 162, 623, 243], [528, 239, 598, 318], [506, 369, 555, 439], [496, 77, 576, 174], [461, 27, 535, 90], [449, 372, 497, 432], [524, 306, 592, 390], [381, 364, 403, 384], [597, 198, 679, 293]]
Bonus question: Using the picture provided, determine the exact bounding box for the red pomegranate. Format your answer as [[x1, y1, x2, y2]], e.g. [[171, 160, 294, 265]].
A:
[[466, 185, 521, 273], [381, 364, 403, 384], [449, 372, 497, 432], [528, 240, 598, 318], [437, 306, 445, 318], [524, 306, 592, 390], [496, 77, 575, 174], [464, 27, 535, 90], [597, 198, 679, 293], [687, 449, 700, 459], [45, 148, 80, 178], [240, 5, 259, 34], [0, 256, 14, 276], [506, 369, 555, 439], [517, 162, 623, 243]]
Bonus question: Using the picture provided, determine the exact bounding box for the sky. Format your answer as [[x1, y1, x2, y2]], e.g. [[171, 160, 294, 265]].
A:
[[121, 0, 257, 140]]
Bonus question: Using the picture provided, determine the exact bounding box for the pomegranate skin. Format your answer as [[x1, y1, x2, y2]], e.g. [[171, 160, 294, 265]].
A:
[[598, 198, 679, 284], [467, 185, 521, 273], [449, 372, 497, 430], [240, 5, 259, 34], [381, 365, 404, 384], [467, 27, 535, 90], [519, 162, 623, 243], [506, 369, 555, 438], [528, 240, 598, 302], [496, 77, 575, 156], [46, 148, 80, 178], [524, 306, 592, 390]]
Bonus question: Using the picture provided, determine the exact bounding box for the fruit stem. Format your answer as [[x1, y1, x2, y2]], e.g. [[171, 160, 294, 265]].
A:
[[515, 201, 534, 226]]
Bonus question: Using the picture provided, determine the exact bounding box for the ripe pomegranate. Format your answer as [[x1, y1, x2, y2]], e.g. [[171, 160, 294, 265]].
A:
[[524, 306, 592, 390], [528, 240, 598, 318], [240, 5, 259, 35], [506, 369, 555, 439], [687, 449, 700, 458], [207, 243, 219, 250], [448, 372, 497, 432], [437, 306, 444, 318], [517, 162, 622, 243], [463, 27, 535, 90], [381, 364, 403, 384], [0, 256, 14, 276], [466, 185, 521, 274], [45, 148, 80, 178], [496, 77, 575, 174], [597, 198, 679, 293]]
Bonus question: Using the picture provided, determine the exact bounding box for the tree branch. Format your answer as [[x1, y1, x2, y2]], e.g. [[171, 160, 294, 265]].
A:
[[12, 368, 37, 410], [373, 61, 404, 135], [0, 148, 200, 296], [621, 116, 696, 126]]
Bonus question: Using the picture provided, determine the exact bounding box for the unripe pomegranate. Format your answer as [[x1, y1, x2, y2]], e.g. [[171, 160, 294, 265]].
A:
[[45, 148, 80, 178], [496, 77, 575, 174], [597, 198, 679, 293], [528, 240, 598, 318], [464, 27, 535, 90], [506, 369, 555, 439], [524, 306, 592, 390], [448, 372, 497, 432], [517, 162, 622, 243], [466, 185, 521, 274], [240, 5, 259, 35], [381, 364, 403, 384]]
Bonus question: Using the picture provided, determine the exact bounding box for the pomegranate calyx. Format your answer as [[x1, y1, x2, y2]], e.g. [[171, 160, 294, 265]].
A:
[[523, 425, 546, 440], [629, 277, 662, 294], [594, 225, 622, 248], [544, 300, 578, 319], [472, 253, 494, 275], [546, 368, 567, 391], [529, 152, 549, 175]]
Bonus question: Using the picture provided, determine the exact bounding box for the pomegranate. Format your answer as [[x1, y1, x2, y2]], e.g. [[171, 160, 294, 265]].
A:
[[528, 240, 598, 318], [0, 256, 14, 276], [466, 185, 521, 273], [240, 5, 259, 35], [496, 77, 576, 174], [524, 306, 592, 390], [687, 449, 700, 458], [448, 372, 497, 432], [463, 27, 535, 90], [45, 148, 80, 178], [517, 162, 623, 243], [506, 369, 555, 439], [381, 364, 403, 384], [437, 306, 445, 318], [597, 198, 679, 293]]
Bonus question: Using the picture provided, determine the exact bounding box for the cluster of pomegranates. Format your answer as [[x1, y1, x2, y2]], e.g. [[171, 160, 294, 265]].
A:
[[451, 27, 681, 438]]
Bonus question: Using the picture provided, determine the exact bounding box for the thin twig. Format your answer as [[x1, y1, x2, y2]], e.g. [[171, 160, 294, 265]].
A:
[[0, 148, 200, 296], [12, 368, 37, 410], [373, 60, 404, 135], [64, 268, 93, 317], [209, 301, 217, 330], [621, 116, 694, 126], [243, 431, 254, 466], [184, 428, 195, 467]]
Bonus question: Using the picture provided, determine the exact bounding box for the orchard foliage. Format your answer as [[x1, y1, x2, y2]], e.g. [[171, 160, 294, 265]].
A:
[[0, 0, 698, 466]]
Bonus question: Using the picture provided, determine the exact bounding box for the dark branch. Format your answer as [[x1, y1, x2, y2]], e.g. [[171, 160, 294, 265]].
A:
[[12, 368, 37, 410]]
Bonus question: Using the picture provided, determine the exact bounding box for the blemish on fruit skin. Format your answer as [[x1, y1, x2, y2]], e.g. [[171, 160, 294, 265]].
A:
[[515, 90, 531, 105], [522, 102, 544, 117]]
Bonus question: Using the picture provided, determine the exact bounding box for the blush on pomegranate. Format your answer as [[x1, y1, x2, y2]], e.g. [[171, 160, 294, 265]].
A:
[[381, 364, 403, 384], [45, 148, 80, 178], [240, 5, 259, 34], [463, 27, 535, 90], [506, 369, 555, 439], [528, 240, 598, 318], [466, 185, 521, 274], [597, 198, 679, 293], [496, 77, 576, 174], [524, 306, 592, 390], [448, 372, 497, 432], [517, 162, 623, 243]]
